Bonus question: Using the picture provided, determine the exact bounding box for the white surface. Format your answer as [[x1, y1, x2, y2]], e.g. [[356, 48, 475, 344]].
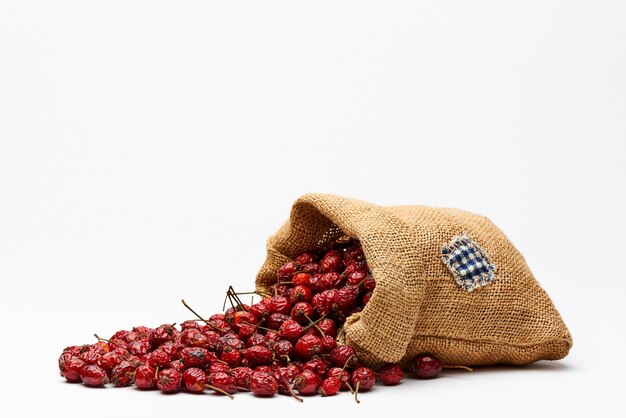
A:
[[1, 1, 625, 417]]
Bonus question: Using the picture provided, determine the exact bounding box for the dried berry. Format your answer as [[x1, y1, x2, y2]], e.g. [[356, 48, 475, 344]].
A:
[[278, 261, 300, 281], [326, 367, 350, 390], [134, 364, 157, 390], [378, 364, 404, 385], [157, 368, 182, 393], [149, 324, 176, 349], [351, 367, 376, 391], [180, 347, 211, 368], [320, 250, 343, 273], [320, 376, 341, 396], [230, 367, 254, 389], [330, 346, 357, 368], [413, 354, 442, 379], [291, 302, 314, 325], [294, 369, 323, 396], [111, 361, 136, 387], [182, 368, 207, 393], [278, 319, 304, 341], [294, 334, 323, 360], [80, 365, 109, 387], [209, 371, 237, 395], [249, 372, 278, 397], [60, 356, 86, 383], [242, 345, 274, 366]]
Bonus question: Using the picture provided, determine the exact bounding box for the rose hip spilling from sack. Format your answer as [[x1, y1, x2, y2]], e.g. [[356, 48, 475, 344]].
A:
[[58, 193, 571, 402], [58, 240, 396, 401]]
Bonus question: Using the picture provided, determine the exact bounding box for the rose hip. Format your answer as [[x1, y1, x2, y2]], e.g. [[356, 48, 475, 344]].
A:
[[351, 367, 375, 391], [320, 250, 343, 273], [149, 324, 176, 349], [180, 347, 211, 368], [209, 372, 237, 395], [129, 340, 151, 356], [378, 364, 404, 385], [249, 372, 278, 397], [279, 319, 304, 341], [134, 364, 157, 390], [271, 339, 294, 362], [265, 313, 290, 330], [182, 368, 207, 393], [291, 302, 314, 325], [148, 350, 170, 368], [330, 346, 357, 368], [413, 354, 443, 379], [327, 367, 350, 390], [61, 357, 86, 383], [278, 261, 301, 281], [294, 369, 323, 396], [80, 365, 109, 387], [269, 296, 292, 315], [320, 376, 341, 396], [157, 368, 182, 393], [242, 345, 274, 366], [288, 285, 313, 303], [295, 334, 323, 360], [111, 361, 135, 387], [292, 272, 311, 286], [230, 367, 254, 389]]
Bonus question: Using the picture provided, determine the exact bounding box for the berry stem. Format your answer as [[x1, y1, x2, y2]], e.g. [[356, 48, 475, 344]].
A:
[[303, 312, 329, 330], [443, 365, 473, 372], [241, 321, 274, 332], [303, 313, 325, 335], [280, 375, 303, 403], [353, 381, 360, 404], [227, 286, 250, 311], [93, 334, 109, 342], [181, 299, 224, 333], [342, 355, 356, 371], [336, 327, 346, 344], [205, 384, 235, 399], [345, 381, 355, 394]]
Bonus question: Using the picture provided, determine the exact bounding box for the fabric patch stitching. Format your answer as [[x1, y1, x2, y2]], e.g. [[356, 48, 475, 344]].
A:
[[441, 232, 496, 292]]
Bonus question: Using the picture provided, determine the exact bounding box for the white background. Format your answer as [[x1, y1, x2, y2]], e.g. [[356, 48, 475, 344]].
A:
[[1, 1, 625, 417]]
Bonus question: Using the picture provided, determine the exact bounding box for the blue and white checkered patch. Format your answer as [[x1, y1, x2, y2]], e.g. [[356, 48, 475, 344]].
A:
[[441, 232, 496, 292]]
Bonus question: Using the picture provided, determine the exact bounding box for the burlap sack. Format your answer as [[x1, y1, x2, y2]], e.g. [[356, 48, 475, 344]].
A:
[[256, 193, 572, 368]]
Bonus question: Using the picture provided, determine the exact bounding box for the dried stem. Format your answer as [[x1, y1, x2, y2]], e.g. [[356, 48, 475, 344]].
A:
[[443, 365, 473, 372], [205, 384, 235, 399], [181, 299, 223, 333]]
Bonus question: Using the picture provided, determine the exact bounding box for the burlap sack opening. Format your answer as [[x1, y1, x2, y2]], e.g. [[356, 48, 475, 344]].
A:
[[256, 193, 572, 368]]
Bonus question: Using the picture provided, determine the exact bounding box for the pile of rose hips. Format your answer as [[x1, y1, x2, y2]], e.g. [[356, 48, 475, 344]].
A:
[[59, 240, 464, 402]]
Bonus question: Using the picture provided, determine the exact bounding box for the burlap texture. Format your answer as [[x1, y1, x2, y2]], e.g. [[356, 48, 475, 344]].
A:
[[255, 193, 572, 367]]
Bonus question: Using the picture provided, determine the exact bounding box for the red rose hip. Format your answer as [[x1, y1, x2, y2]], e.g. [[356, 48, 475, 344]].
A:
[[134, 364, 157, 390], [320, 376, 342, 396], [351, 367, 375, 391], [182, 368, 207, 393], [249, 371, 278, 397], [294, 369, 323, 396], [413, 354, 443, 379], [80, 365, 109, 387], [157, 368, 183, 393], [61, 357, 86, 383], [378, 364, 404, 385]]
